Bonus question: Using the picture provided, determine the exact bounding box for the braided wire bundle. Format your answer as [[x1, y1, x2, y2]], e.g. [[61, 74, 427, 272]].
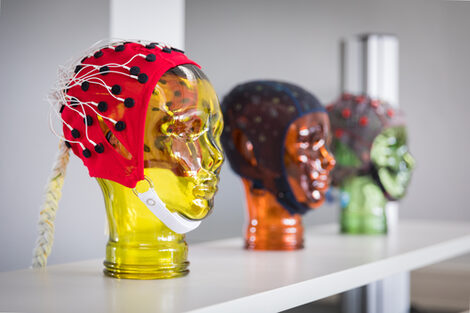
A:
[[32, 141, 70, 268]]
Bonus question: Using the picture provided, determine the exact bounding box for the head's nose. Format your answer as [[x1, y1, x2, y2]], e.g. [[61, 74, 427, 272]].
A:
[[200, 133, 224, 174], [206, 147, 224, 173], [403, 151, 415, 170]]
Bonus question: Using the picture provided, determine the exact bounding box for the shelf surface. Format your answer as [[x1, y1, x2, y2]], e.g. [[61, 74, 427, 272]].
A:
[[1, 220, 470, 313]]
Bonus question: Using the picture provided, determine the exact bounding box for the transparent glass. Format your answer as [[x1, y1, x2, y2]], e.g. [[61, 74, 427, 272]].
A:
[[243, 178, 304, 250], [339, 126, 415, 234], [241, 112, 335, 250], [97, 65, 223, 279]]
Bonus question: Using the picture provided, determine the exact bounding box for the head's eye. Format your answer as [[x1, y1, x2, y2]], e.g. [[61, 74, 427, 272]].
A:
[[161, 117, 204, 140], [188, 118, 202, 135]]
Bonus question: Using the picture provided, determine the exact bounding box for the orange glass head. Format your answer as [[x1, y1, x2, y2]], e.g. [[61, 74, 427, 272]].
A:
[[284, 112, 335, 209], [221, 81, 335, 250]]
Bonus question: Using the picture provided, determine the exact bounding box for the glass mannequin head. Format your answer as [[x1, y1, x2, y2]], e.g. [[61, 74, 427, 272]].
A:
[[328, 95, 415, 201], [49, 41, 222, 278], [101, 64, 224, 219], [222, 81, 334, 215]]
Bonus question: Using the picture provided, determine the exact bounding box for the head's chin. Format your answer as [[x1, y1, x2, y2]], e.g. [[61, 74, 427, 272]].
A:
[[186, 197, 212, 220]]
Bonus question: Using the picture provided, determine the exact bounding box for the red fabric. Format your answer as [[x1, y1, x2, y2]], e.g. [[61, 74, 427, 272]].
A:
[[61, 42, 198, 188]]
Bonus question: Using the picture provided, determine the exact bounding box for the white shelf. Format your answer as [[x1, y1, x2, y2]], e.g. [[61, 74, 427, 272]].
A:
[[1, 220, 469, 313]]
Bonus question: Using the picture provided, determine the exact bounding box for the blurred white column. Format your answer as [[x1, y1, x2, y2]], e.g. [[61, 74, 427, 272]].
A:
[[341, 34, 399, 106], [110, 0, 185, 50], [341, 34, 400, 232], [341, 34, 409, 313]]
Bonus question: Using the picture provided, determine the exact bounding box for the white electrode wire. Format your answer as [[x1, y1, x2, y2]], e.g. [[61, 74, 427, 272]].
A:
[[68, 75, 125, 102], [154, 41, 171, 49], [74, 69, 140, 83], [47, 39, 120, 91], [54, 38, 165, 85], [50, 39, 161, 104], [52, 98, 94, 146], [60, 98, 97, 147], [73, 59, 142, 80], [105, 53, 143, 68], [49, 102, 73, 136], [48, 108, 86, 150], [65, 104, 86, 119], [63, 96, 118, 124], [77, 101, 93, 146], [73, 50, 148, 79], [76, 67, 130, 79]]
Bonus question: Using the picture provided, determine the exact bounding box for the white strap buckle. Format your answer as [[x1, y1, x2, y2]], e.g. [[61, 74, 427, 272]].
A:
[[132, 176, 201, 234]]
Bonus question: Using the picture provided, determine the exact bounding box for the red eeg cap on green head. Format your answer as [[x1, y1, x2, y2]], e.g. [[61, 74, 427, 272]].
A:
[[327, 93, 405, 185], [60, 41, 198, 188]]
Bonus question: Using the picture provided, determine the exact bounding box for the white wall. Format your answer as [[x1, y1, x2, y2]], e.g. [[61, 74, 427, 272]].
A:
[[184, 0, 470, 244], [110, 0, 185, 49], [0, 0, 109, 271]]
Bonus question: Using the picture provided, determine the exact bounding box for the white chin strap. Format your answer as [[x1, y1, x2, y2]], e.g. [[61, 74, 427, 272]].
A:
[[133, 176, 201, 234]]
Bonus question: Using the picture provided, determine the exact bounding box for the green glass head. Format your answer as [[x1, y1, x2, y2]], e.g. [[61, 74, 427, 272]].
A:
[[370, 126, 415, 199]]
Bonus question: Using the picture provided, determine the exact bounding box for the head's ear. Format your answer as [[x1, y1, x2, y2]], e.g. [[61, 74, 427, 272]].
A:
[[232, 128, 257, 167]]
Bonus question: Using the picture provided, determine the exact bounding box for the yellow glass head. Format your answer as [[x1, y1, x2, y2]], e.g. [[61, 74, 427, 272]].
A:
[[96, 64, 223, 279]]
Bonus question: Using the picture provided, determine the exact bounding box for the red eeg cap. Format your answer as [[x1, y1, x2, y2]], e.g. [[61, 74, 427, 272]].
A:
[[61, 42, 199, 188]]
